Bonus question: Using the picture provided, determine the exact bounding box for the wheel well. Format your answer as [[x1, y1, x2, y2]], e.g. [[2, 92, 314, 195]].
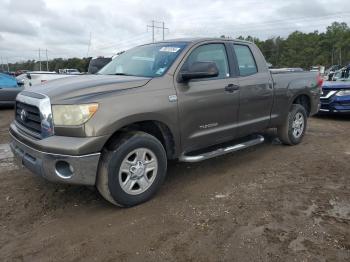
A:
[[292, 95, 311, 116], [104, 121, 176, 159]]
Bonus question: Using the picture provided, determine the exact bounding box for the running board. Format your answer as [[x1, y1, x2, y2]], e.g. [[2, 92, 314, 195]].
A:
[[179, 135, 265, 163]]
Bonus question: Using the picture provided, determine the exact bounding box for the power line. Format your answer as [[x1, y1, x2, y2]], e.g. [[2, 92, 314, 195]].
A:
[[170, 13, 350, 40], [173, 12, 350, 36], [96, 32, 150, 50], [147, 20, 169, 42]]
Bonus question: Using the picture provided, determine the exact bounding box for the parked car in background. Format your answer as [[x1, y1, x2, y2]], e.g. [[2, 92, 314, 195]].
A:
[[10, 38, 321, 207], [0, 72, 17, 87], [0, 73, 23, 106], [320, 81, 350, 113], [320, 74, 350, 114], [17, 71, 79, 88], [15, 73, 27, 87], [14, 70, 29, 77], [331, 68, 343, 81], [310, 65, 326, 74], [270, 68, 304, 73], [58, 69, 82, 75], [88, 57, 112, 74], [325, 65, 342, 81], [330, 66, 350, 81]]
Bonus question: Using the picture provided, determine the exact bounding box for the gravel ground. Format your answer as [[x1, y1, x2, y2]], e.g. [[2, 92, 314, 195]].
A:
[[0, 108, 349, 262]]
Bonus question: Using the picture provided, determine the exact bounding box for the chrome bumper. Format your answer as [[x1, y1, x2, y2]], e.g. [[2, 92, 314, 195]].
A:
[[10, 133, 100, 186]]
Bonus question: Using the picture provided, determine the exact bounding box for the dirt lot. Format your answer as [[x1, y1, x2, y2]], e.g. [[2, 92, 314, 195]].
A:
[[0, 108, 349, 262]]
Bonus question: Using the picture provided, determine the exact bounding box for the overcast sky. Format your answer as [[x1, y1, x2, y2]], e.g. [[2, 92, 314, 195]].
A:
[[1, 0, 350, 63]]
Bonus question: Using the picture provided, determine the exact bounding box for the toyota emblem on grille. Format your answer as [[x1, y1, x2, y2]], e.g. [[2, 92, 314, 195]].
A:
[[20, 109, 28, 122]]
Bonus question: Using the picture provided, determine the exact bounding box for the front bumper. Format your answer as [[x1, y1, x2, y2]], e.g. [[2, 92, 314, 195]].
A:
[[10, 132, 101, 186], [320, 95, 350, 113]]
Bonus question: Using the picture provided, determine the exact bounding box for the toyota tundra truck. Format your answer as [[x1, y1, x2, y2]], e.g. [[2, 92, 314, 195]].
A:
[[9, 38, 321, 207]]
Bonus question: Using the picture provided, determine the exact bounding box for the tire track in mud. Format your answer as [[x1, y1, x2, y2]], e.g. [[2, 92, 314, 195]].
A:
[[0, 143, 18, 173]]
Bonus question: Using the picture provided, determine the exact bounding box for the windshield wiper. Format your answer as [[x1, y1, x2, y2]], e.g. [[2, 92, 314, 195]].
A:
[[105, 73, 139, 77], [114, 73, 130, 76]]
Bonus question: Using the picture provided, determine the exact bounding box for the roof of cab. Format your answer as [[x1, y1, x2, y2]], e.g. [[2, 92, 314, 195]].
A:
[[156, 37, 253, 45]]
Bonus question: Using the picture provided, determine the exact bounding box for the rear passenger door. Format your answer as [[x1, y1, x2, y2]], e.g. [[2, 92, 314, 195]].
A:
[[231, 43, 273, 136]]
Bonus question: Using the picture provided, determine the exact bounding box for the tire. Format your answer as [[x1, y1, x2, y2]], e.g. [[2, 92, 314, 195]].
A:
[[277, 104, 308, 145], [97, 131, 167, 207]]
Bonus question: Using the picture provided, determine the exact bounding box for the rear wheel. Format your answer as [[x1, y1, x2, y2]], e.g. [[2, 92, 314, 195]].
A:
[[277, 104, 307, 145], [97, 131, 167, 207]]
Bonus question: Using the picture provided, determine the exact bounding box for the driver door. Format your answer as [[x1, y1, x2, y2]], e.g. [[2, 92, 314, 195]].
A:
[[174, 43, 240, 153]]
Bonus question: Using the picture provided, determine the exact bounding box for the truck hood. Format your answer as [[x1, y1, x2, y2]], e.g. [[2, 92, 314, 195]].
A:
[[27, 75, 151, 103], [322, 80, 350, 90]]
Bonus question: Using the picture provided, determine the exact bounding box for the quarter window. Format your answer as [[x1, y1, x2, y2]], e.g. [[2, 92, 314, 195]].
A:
[[183, 44, 229, 79], [234, 45, 258, 76]]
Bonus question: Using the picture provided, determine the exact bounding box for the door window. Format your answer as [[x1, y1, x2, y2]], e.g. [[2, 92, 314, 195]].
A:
[[234, 45, 258, 76], [183, 44, 229, 79]]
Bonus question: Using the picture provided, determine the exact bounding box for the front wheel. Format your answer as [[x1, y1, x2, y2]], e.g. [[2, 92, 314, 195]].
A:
[[97, 131, 167, 207], [277, 104, 308, 145]]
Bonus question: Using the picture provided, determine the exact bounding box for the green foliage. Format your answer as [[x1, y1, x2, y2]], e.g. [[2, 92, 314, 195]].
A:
[[239, 22, 350, 68], [2, 57, 92, 73]]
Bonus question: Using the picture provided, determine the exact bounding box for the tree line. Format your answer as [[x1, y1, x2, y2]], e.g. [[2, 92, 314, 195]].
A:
[[2, 21, 350, 73], [1, 57, 92, 73], [235, 21, 350, 69]]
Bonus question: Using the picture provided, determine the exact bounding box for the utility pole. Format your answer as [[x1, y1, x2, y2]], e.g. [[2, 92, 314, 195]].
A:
[[86, 32, 92, 57], [46, 49, 49, 71], [0, 57, 4, 71], [6, 58, 9, 72], [162, 22, 165, 40], [147, 20, 168, 42], [38, 48, 42, 71], [331, 46, 334, 65], [147, 20, 155, 43]]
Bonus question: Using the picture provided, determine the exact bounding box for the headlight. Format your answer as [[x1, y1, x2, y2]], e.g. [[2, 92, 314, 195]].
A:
[[336, 90, 350, 96], [52, 103, 99, 126]]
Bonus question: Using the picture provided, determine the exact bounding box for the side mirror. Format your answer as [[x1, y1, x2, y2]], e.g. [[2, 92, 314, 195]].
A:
[[180, 61, 219, 81], [26, 73, 31, 79]]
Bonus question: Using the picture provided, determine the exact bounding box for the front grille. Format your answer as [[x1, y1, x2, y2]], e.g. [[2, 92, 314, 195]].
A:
[[335, 102, 350, 107], [15, 101, 42, 137], [321, 89, 331, 97], [320, 96, 332, 104], [320, 89, 338, 103]]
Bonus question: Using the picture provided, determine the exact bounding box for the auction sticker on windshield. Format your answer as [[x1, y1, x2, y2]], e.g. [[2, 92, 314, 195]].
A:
[[160, 47, 181, 52]]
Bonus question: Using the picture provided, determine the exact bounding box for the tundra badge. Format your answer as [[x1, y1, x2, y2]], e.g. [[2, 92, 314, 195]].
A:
[[168, 95, 178, 102]]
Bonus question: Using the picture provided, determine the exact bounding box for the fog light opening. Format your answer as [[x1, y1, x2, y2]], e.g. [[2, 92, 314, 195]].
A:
[[55, 161, 74, 179]]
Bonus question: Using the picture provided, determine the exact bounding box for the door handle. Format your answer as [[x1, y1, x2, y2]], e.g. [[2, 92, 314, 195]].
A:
[[225, 84, 239, 93]]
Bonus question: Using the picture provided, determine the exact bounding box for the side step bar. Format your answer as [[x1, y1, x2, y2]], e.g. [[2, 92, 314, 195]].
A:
[[179, 135, 265, 163]]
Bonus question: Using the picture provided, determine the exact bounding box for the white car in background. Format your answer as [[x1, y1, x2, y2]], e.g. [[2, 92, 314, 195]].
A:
[[16, 71, 79, 88], [310, 65, 325, 74], [58, 69, 82, 75]]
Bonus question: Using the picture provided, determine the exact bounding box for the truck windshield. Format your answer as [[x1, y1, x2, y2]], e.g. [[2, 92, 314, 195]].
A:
[[98, 42, 188, 77]]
